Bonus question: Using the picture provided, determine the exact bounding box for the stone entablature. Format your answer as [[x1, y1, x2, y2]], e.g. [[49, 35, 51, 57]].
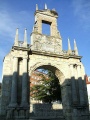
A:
[[31, 49, 82, 59]]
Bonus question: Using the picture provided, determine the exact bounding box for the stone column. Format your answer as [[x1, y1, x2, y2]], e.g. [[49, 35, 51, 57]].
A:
[[77, 65, 85, 106], [9, 57, 18, 107], [21, 57, 29, 107], [83, 77, 88, 106], [70, 64, 78, 105], [37, 20, 42, 34]]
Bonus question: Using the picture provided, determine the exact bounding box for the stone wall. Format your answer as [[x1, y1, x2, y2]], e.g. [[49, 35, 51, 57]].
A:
[[30, 103, 64, 119], [31, 33, 62, 53], [1, 53, 13, 115], [30, 103, 63, 113]]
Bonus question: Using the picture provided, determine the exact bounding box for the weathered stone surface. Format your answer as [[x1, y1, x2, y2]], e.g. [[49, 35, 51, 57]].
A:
[[0, 5, 89, 120]]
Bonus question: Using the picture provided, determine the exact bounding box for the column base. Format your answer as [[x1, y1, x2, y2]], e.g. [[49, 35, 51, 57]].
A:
[[19, 109, 29, 119], [6, 106, 29, 119], [20, 102, 29, 108]]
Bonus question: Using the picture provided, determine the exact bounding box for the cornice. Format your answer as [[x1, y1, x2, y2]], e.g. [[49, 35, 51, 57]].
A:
[[31, 50, 82, 59]]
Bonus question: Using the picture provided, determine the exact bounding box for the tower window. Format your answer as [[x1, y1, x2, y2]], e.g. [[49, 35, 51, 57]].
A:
[[42, 20, 51, 36]]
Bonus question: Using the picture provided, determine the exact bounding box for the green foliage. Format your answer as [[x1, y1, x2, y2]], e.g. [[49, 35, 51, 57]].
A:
[[30, 70, 61, 103]]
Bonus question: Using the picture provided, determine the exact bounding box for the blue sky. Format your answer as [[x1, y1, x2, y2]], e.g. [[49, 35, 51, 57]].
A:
[[0, 0, 90, 82]]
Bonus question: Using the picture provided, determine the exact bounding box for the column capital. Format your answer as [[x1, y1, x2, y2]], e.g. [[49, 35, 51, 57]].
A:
[[69, 64, 73, 66], [77, 64, 81, 68], [13, 56, 18, 59], [23, 56, 28, 59], [69, 64, 81, 69], [69, 63, 77, 66]]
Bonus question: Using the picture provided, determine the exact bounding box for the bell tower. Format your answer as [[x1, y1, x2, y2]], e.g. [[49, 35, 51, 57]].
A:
[[31, 4, 62, 53]]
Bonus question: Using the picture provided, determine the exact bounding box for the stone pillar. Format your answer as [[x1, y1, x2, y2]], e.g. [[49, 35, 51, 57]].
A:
[[83, 77, 88, 106], [9, 57, 18, 107], [51, 19, 57, 36], [21, 57, 29, 107], [77, 65, 85, 106], [37, 19, 42, 34], [70, 64, 78, 105]]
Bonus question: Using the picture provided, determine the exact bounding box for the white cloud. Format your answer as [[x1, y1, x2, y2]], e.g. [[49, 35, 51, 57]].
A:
[[72, 0, 90, 29]]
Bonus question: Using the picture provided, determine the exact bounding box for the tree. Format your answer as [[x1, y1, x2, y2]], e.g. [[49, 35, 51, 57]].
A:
[[30, 70, 61, 103]]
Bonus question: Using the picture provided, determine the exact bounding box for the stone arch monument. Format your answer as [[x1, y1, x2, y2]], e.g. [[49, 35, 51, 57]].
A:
[[0, 4, 89, 120]]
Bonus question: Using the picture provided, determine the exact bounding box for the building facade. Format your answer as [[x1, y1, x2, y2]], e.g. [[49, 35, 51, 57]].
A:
[[0, 4, 89, 120], [30, 70, 49, 103], [30, 70, 49, 88]]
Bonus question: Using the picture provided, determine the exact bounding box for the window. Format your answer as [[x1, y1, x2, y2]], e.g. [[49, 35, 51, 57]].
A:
[[32, 76, 34, 78], [88, 77, 90, 82], [34, 76, 36, 79], [42, 20, 51, 36]]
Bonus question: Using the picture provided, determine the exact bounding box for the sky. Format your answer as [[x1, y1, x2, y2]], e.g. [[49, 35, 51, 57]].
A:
[[0, 0, 90, 82]]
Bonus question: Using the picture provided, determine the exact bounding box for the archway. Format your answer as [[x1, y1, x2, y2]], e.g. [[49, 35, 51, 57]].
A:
[[29, 63, 65, 84], [29, 64, 65, 119]]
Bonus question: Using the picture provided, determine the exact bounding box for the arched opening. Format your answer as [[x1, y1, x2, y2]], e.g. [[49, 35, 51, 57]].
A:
[[29, 64, 65, 118]]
